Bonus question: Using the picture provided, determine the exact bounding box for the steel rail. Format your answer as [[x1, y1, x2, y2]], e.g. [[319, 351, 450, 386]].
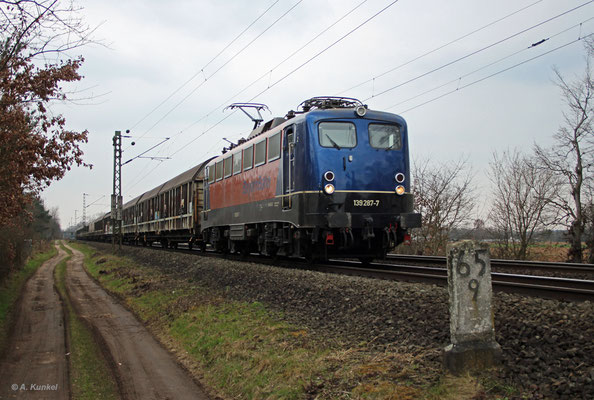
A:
[[386, 254, 594, 275], [324, 259, 594, 302]]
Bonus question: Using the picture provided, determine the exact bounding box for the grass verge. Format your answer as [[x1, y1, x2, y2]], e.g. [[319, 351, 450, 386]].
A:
[[0, 244, 57, 355], [71, 242, 513, 399], [55, 242, 119, 400]]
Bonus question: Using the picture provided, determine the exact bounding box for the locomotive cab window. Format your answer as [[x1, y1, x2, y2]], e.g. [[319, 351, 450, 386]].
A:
[[233, 152, 242, 175], [268, 133, 281, 162], [215, 160, 223, 181], [369, 124, 401, 150], [255, 139, 266, 167], [319, 122, 356, 149], [224, 156, 232, 178], [243, 145, 253, 171]]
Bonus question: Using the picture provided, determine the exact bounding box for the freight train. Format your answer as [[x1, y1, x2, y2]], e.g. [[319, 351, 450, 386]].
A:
[[77, 97, 421, 262]]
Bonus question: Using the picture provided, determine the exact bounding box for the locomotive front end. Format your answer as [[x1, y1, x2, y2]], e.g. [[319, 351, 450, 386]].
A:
[[301, 99, 421, 260]]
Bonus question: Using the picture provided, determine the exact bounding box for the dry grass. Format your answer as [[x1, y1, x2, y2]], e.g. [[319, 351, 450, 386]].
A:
[[425, 374, 485, 400]]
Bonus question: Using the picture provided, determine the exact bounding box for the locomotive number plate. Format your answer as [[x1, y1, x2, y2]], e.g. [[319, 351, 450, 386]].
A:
[[353, 199, 380, 207]]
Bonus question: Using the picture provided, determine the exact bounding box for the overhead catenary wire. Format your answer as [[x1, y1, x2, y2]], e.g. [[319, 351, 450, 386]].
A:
[[128, 0, 281, 132], [125, 0, 401, 190], [247, 0, 401, 102], [385, 17, 594, 110], [168, 0, 583, 160], [126, 129, 243, 194], [126, 162, 163, 193], [85, 195, 106, 209], [397, 33, 593, 115], [173, 0, 558, 144], [133, 0, 304, 144], [122, 137, 170, 166], [336, 0, 544, 96], [363, 0, 594, 102], [163, 0, 402, 160], [164, 0, 370, 152]]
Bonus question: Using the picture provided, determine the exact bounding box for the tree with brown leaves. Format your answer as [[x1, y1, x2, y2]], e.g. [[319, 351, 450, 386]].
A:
[[0, 0, 93, 228], [0, 0, 93, 270]]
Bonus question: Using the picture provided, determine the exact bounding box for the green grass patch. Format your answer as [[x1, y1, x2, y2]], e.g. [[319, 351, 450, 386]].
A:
[[0, 244, 57, 355], [55, 242, 119, 400], [169, 301, 327, 399]]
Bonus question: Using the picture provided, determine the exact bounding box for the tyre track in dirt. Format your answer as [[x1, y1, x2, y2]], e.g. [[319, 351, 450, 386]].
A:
[[0, 243, 69, 400], [62, 243, 209, 400]]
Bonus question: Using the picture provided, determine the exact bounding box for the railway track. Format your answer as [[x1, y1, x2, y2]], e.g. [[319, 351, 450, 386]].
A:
[[386, 254, 594, 276], [87, 241, 594, 301], [317, 259, 594, 302]]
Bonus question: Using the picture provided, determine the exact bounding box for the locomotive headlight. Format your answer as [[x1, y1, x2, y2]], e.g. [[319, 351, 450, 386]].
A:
[[395, 173, 405, 183], [395, 185, 405, 195], [324, 184, 335, 195], [355, 105, 367, 117], [324, 170, 335, 181]]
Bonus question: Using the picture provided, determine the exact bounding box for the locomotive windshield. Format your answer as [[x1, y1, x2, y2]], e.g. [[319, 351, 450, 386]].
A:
[[369, 123, 401, 150], [318, 122, 356, 149]]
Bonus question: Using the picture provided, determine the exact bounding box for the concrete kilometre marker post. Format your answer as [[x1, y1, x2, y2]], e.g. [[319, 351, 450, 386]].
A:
[[444, 241, 501, 374]]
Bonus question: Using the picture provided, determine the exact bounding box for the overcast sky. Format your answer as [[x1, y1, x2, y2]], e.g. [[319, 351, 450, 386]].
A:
[[44, 0, 594, 228]]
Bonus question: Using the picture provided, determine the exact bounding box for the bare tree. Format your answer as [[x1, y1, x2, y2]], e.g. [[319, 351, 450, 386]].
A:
[[533, 55, 594, 263], [0, 0, 96, 63], [411, 157, 475, 255], [488, 149, 557, 259], [585, 36, 594, 57]]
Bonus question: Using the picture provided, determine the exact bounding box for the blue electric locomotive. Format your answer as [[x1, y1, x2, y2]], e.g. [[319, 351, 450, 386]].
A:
[[202, 97, 421, 262]]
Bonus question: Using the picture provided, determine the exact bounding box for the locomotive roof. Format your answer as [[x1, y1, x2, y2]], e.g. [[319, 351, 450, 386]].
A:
[[208, 102, 406, 166], [247, 117, 286, 139], [302, 107, 407, 125]]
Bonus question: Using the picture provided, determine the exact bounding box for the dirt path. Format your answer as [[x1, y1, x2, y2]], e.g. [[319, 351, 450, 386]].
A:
[[62, 243, 209, 400], [0, 243, 69, 400]]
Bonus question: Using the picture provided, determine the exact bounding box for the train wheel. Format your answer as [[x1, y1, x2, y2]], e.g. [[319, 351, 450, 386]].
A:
[[240, 245, 250, 258], [305, 241, 324, 264], [306, 252, 319, 264], [305, 245, 320, 264]]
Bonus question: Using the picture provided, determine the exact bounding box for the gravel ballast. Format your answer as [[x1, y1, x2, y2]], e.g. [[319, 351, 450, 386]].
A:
[[89, 243, 594, 399]]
